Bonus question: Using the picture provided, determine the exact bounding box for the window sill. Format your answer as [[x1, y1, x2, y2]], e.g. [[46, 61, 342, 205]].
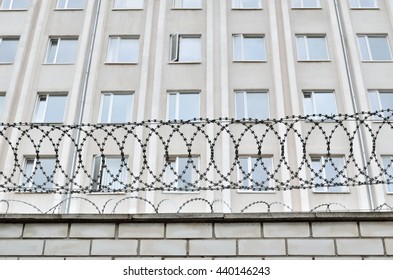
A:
[[291, 7, 322, 10], [54, 9, 85, 11], [233, 60, 266, 63], [31, 122, 64, 125], [0, 9, 28, 12], [231, 8, 263, 10], [168, 61, 202, 64], [0, 62, 14, 65], [361, 60, 393, 63], [297, 60, 331, 62], [104, 62, 138, 65], [312, 190, 350, 194], [237, 190, 275, 194], [171, 8, 203, 10], [112, 8, 143, 11], [350, 8, 380, 10], [162, 190, 200, 194], [43, 63, 75, 65], [88, 192, 127, 195]]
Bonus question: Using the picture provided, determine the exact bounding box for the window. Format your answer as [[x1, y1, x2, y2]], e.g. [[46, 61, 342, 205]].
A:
[[358, 35, 392, 61], [33, 94, 67, 123], [296, 35, 329, 61], [303, 91, 337, 117], [235, 91, 269, 120], [292, 0, 321, 8], [237, 156, 273, 191], [0, 38, 18, 63], [349, 0, 378, 8], [99, 92, 133, 123], [21, 157, 56, 190], [92, 155, 128, 192], [113, 0, 143, 9], [56, 0, 85, 9], [0, 93, 5, 117], [233, 34, 266, 61], [164, 156, 199, 191], [169, 34, 201, 62], [45, 38, 78, 64], [310, 156, 347, 192], [172, 0, 201, 9], [381, 156, 393, 193], [0, 0, 29, 10], [232, 0, 262, 9], [107, 36, 139, 63], [167, 91, 200, 121], [368, 90, 393, 118]]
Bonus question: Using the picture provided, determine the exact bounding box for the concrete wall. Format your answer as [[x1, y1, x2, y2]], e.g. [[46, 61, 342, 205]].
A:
[[0, 213, 393, 259]]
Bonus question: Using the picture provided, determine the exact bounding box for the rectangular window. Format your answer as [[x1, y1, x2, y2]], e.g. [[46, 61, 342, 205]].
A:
[[0, 37, 18, 63], [232, 0, 262, 9], [303, 91, 337, 117], [45, 38, 78, 64], [164, 156, 199, 191], [167, 91, 200, 121], [235, 91, 269, 120], [382, 156, 393, 193], [107, 36, 139, 63], [169, 34, 201, 62], [310, 156, 347, 192], [233, 34, 266, 61], [358, 35, 392, 61], [33, 94, 67, 123], [0, 93, 5, 118], [99, 92, 133, 123], [172, 0, 201, 9], [113, 0, 143, 9], [0, 0, 29, 10], [92, 155, 128, 192], [368, 90, 393, 118], [237, 156, 273, 192], [349, 0, 378, 8], [296, 35, 329, 61], [292, 0, 321, 8], [56, 0, 85, 9], [21, 157, 56, 190]]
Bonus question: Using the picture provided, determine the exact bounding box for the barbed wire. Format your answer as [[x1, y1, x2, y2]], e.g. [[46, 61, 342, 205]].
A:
[[0, 111, 392, 194]]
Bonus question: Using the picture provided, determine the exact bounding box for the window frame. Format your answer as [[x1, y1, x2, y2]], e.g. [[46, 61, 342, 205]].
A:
[[349, 0, 379, 9], [231, 0, 262, 9], [163, 155, 200, 193], [91, 155, 129, 192], [357, 34, 393, 62], [172, 0, 202, 9], [98, 92, 134, 124], [32, 93, 68, 124], [291, 0, 321, 9], [0, 0, 30, 10], [232, 34, 266, 62], [296, 34, 330, 61], [167, 91, 200, 121], [381, 155, 393, 193], [169, 33, 202, 63], [302, 90, 337, 118], [234, 90, 270, 120], [113, 0, 144, 10], [237, 155, 274, 193], [310, 155, 348, 193], [106, 36, 140, 64], [44, 37, 78, 64], [368, 89, 393, 119], [20, 157, 57, 191], [55, 0, 85, 10], [0, 37, 19, 64]]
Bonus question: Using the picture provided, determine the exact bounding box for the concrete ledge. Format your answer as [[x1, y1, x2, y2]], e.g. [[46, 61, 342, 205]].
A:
[[1, 212, 393, 223]]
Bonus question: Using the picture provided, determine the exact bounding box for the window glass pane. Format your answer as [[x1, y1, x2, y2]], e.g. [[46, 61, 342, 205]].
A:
[[118, 38, 139, 63], [235, 92, 245, 119], [110, 94, 133, 123], [307, 37, 328, 60], [179, 37, 200, 62], [99, 94, 111, 123], [296, 36, 307, 60], [33, 96, 47, 123], [22, 159, 34, 186], [177, 0, 201, 8], [251, 157, 271, 191], [56, 39, 77, 63], [243, 37, 265, 61], [233, 35, 242, 61], [382, 156, 393, 192], [0, 38, 18, 63], [247, 92, 269, 119], [177, 157, 197, 190], [0, 95, 4, 116], [311, 158, 324, 190], [292, 0, 302, 8], [92, 156, 102, 191], [314, 92, 336, 115], [168, 93, 177, 120], [324, 157, 344, 192], [303, 93, 313, 115], [379, 93, 393, 112], [368, 90, 381, 112], [102, 157, 127, 190], [233, 0, 261, 8], [57, 0, 67, 8], [1, 0, 12, 9], [114, 0, 143, 8], [368, 36, 392, 61], [66, 0, 85, 9], [178, 93, 199, 120], [302, 0, 319, 8], [11, 0, 29, 9], [238, 157, 250, 189], [107, 37, 119, 62], [45, 95, 66, 123], [358, 0, 377, 8], [170, 34, 179, 61], [32, 158, 56, 189], [232, 0, 241, 8], [358, 36, 370, 60], [46, 39, 58, 63]]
